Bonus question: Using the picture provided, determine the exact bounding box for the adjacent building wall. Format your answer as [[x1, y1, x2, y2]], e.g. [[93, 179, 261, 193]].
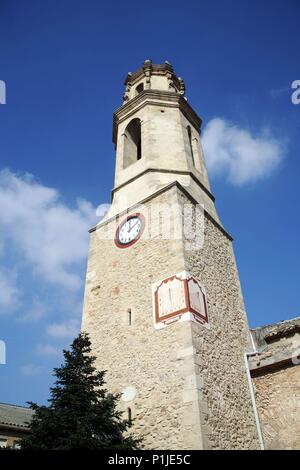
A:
[[253, 365, 300, 449], [250, 319, 300, 449]]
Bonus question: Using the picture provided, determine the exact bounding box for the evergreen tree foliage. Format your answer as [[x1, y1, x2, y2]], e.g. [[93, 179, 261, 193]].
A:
[[20, 333, 140, 450]]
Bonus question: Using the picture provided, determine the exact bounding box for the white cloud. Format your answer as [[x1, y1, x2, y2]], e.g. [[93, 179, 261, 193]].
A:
[[17, 299, 48, 323], [202, 118, 286, 186], [0, 269, 20, 313], [20, 363, 41, 376], [0, 168, 106, 366], [0, 169, 99, 289], [36, 343, 61, 357], [46, 319, 80, 339], [270, 86, 289, 99]]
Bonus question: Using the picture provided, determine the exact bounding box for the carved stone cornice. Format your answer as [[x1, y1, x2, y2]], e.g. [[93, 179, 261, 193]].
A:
[[113, 90, 202, 144], [124, 62, 184, 90]]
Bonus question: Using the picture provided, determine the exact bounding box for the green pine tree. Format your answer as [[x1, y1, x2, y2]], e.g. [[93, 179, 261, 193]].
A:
[[20, 332, 141, 450]]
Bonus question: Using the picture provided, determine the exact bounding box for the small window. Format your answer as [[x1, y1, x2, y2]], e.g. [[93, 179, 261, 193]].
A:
[[123, 118, 142, 168], [187, 125, 195, 166], [135, 83, 144, 95], [127, 407, 132, 423], [127, 308, 132, 326]]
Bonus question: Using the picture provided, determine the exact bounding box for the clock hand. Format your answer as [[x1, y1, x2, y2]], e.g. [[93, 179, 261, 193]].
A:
[[129, 220, 139, 232]]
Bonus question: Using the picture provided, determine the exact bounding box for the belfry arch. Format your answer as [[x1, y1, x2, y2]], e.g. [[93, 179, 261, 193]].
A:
[[123, 118, 142, 169]]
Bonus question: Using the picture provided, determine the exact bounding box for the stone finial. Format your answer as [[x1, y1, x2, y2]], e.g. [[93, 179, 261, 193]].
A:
[[123, 61, 186, 102], [178, 77, 185, 95], [143, 60, 152, 90], [123, 82, 132, 103]]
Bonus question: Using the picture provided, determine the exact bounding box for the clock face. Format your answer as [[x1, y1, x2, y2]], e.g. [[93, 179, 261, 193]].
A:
[[115, 213, 145, 248]]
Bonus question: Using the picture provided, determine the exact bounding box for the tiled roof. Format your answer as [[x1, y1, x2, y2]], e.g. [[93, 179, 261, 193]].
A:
[[251, 316, 300, 345], [249, 316, 300, 374], [0, 402, 34, 429]]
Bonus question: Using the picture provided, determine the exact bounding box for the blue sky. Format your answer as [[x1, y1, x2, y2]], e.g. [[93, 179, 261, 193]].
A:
[[0, 0, 299, 406]]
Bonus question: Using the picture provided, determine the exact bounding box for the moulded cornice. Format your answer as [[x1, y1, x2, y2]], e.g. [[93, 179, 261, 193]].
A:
[[112, 90, 202, 144]]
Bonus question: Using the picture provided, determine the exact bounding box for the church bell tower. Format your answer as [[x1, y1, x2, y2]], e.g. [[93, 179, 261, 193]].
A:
[[81, 61, 261, 449]]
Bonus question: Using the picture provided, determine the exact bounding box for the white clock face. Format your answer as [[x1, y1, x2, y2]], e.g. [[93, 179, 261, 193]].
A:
[[117, 215, 143, 246]]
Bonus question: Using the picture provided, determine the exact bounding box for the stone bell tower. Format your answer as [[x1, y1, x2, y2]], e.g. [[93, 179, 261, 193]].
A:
[[81, 61, 261, 449]]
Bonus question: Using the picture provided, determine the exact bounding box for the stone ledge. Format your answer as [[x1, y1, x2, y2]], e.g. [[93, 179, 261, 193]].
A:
[[249, 348, 300, 376], [111, 168, 215, 203], [89, 180, 233, 241]]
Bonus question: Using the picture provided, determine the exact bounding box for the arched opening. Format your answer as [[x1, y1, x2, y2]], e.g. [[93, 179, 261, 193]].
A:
[[187, 126, 195, 166], [135, 83, 144, 95], [123, 118, 142, 168]]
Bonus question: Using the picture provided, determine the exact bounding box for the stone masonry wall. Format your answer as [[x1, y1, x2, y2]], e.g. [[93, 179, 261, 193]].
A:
[[253, 365, 300, 449], [82, 186, 206, 449], [81, 184, 260, 449], [180, 190, 260, 449]]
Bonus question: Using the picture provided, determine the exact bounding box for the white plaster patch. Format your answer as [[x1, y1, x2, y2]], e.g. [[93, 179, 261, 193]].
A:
[[121, 386, 136, 402]]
